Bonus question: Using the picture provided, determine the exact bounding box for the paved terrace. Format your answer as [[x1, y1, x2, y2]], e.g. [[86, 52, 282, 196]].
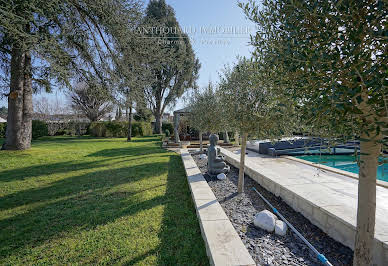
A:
[[220, 147, 388, 265]]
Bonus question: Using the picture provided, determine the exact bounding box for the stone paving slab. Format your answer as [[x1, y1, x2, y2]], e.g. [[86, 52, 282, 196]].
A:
[[220, 147, 388, 266], [180, 149, 255, 266]]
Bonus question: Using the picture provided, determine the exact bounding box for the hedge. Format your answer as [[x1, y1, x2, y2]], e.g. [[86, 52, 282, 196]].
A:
[[0, 122, 6, 138], [47, 122, 90, 136], [0, 120, 90, 139], [32, 120, 49, 139], [1, 121, 49, 139], [89, 121, 152, 138]]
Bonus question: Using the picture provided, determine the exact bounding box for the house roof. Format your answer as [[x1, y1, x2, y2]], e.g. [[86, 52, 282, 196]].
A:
[[173, 106, 191, 114], [0, 117, 6, 123]]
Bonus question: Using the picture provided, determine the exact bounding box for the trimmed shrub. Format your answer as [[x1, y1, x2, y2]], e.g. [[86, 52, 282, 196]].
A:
[[47, 122, 90, 136], [89, 122, 107, 137], [132, 122, 152, 137], [0, 122, 6, 138], [32, 120, 48, 139], [105, 122, 127, 137], [162, 122, 174, 135], [89, 121, 152, 138]]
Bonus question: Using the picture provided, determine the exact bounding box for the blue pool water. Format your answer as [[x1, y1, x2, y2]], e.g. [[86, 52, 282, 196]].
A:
[[296, 155, 388, 182]]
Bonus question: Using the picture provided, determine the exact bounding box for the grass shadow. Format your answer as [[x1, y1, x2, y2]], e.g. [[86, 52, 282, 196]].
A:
[[0, 161, 167, 212], [156, 153, 209, 265], [0, 159, 115, 183], [87, 146, 164, 158], [0, 136, 208, 264]]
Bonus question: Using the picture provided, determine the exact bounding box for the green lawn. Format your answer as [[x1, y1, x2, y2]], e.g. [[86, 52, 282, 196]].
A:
[[0, 136, 208, 265]]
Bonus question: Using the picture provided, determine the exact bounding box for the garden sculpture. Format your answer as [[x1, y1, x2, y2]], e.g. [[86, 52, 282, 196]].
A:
[[207, 134, 230, 175]]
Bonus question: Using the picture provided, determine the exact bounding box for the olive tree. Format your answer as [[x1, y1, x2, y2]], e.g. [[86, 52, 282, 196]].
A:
[[241, 0, 387, 264], [219, 57, 284, 193], [188, 83, 223, 152]]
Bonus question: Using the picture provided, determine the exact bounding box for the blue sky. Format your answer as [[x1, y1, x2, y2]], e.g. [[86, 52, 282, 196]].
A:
[[169, 0, 255, 109], [0, 0, 255, 112]]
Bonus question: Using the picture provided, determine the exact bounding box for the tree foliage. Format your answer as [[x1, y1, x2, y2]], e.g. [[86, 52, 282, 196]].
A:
[[69, 82, 113, 122], [241, 0, 387, 264], [0, 106, 7, 118], [240, 0, 387, 142], [142, 0, 200, 133], [0, 0, 143, 149], [218, 57, 288, 138], [188, 82, 224, 134]]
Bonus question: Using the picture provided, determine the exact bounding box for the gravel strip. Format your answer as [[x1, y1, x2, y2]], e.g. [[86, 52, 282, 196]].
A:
[[190, 151, 353, 266]]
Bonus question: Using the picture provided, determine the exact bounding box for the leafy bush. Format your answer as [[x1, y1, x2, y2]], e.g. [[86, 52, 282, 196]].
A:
[[134, 108, 153, 122], [89, 122, 106, 137], [47, 122, 90, 136], [105, 122, 127, 137], [162, 122, 174, 135], [132, 122, 152, 137], [32, 120, 48, 139], [89, 121, 152, 138], [0, 122, 6, 138], [165, 129, 170, 137]]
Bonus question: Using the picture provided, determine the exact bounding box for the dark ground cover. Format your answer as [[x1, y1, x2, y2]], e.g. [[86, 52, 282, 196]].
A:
[[0, 136, 208, 265], [191, 152, 353, 266]]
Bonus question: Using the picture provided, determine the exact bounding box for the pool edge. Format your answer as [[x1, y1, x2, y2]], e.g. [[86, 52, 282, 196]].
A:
[[283, 155, 388, 189]]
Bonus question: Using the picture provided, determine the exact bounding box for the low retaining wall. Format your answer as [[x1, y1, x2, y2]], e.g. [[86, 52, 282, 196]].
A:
[[180, 149, 255, 266]]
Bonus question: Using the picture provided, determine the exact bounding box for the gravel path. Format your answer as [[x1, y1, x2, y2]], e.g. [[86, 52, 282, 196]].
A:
[[191, 152, 353, 266]]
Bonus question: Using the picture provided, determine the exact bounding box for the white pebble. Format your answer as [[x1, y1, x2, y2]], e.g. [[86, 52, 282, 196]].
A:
[[217, 173, 226, 180], [275, 220, 288, 236], [254, 210, 276, 232]]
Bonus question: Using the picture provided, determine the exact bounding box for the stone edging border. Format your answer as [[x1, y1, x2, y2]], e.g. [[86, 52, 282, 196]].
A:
[[180, 149, 255, 266], [282, 155, 388, 189]]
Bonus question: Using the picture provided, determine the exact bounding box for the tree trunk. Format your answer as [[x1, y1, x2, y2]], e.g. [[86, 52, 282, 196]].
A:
[[238, 133, 248, 193], [224, 130, 230, 143], [234, 130, 240, 146], [2, 44, 32, 150], [199, 131, 203, 152], [353, 133, 381, 266], [154, 112, 162, 134], [127, 102, 133, 142]]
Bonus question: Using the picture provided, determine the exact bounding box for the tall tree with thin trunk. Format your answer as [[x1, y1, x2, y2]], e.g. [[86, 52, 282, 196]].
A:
[[241, 0, 387, 264], [143, 0, 200, 134]]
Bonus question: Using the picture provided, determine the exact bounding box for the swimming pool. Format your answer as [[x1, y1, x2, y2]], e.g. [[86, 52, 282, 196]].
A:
[[295, 155, 388, 182]]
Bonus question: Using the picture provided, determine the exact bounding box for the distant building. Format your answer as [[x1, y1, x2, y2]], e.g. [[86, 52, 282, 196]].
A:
[[151, 113, 173, 123], [0, 117, 6, 123]]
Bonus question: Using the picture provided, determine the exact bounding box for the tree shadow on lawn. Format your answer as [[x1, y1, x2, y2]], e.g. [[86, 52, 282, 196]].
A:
[[122, 154, 209, 265], [0, 161, 167, 212], [87, 146, 164, 158], [1, 146, 167, 185], [0, 153, 208, 265], [0, 158, 170, 258], [156, 154, 209, 265], [130, 136, 161, 143], [0, 158, 116, 183]]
